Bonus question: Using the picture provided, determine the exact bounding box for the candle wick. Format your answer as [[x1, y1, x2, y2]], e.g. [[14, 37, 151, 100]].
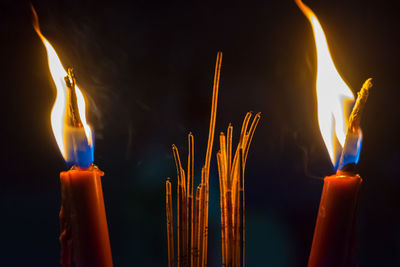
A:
[[338, 78, 372, 172], [348, 78, 372, 133], [64, 68, 83, 128]]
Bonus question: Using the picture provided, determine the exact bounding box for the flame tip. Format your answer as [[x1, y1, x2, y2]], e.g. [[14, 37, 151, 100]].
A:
[[30, 4, 40, 33], [295, 0, 316, 22], [298, 0, 362, 168], [34, 11, 94, 166]]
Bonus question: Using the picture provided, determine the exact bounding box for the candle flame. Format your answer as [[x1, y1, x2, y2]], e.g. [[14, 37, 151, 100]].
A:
[[32, 6, 93, 167], [296, 0, 355, 168]]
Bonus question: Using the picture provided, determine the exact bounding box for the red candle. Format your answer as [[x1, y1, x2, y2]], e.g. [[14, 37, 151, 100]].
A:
[[60, 167, 113, 267], [295, 1, 372, 266], [308, 172, 361, 267], [32, 7, 113, 267]]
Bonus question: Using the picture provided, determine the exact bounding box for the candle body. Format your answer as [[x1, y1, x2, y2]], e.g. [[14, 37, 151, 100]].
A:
[[59, 167, 113, 267], [308, 173, 362, 267]]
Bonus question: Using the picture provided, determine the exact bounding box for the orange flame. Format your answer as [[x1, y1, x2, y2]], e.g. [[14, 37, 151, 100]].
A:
[[296, 0, 355, 167], [32, 7, 93, 161]]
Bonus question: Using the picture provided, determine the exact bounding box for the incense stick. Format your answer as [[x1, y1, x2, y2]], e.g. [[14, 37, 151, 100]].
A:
[[216, 112, 261, 267], [187, 133, 194, 267], [166, 179, 174, 267]]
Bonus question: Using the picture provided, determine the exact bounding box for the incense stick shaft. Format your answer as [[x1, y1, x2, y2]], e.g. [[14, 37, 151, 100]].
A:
[[166, 180, 174, 267]]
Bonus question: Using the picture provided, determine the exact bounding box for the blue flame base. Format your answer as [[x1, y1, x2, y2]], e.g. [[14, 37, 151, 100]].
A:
[[336, 130, 362, 171], [64, 126, 94, 168]]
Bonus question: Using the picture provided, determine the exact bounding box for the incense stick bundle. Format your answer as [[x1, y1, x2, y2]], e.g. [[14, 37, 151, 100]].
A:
[[165, 52, 222, 267], [217, 112, 261, 267]]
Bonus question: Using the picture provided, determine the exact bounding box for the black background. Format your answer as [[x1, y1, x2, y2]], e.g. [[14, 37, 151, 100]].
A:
[[1, 0, 400, 266]]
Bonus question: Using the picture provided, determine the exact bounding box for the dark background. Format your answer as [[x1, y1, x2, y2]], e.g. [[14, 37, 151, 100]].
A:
[[1, 0, 399, 266]]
